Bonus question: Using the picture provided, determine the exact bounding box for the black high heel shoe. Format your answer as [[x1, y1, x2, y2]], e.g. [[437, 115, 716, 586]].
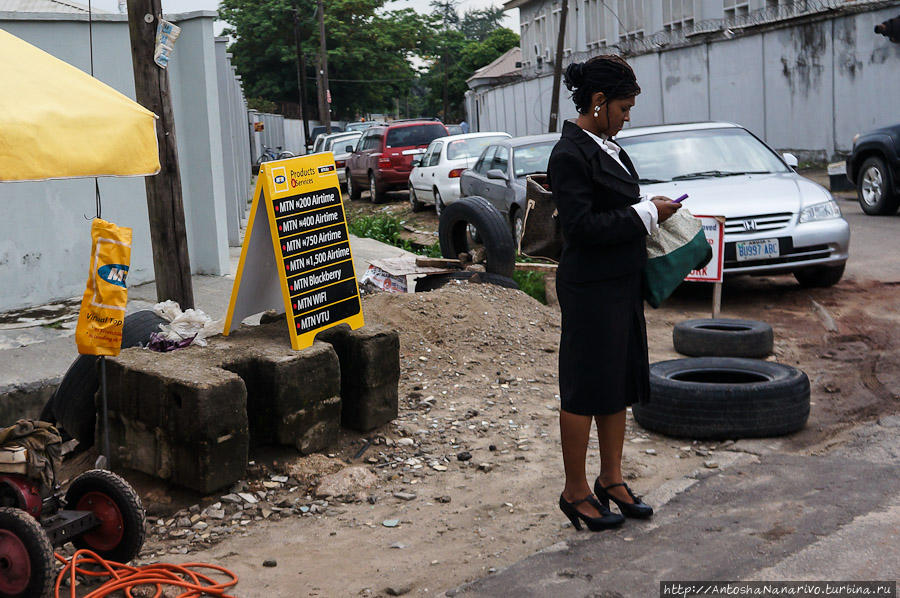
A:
[[558, 493, 625, 531], [594, 478, 654, 519]]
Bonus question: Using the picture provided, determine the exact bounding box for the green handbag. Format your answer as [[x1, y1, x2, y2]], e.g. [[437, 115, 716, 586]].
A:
[[643, 208, 713, 308]]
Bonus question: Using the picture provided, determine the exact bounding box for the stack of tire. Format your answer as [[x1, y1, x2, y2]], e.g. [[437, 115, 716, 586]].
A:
[[632, 318, 810, 440]]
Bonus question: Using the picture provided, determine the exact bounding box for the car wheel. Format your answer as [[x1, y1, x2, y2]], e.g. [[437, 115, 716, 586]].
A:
[[673, 318, 773, 358], [793, 264, 845, 288], [633, 357, 810, 440], [857, 156, 899, 215], [409, 185, 424, 212], [434, 189, 445, 217], [369, 172, 385, 204], [438, 196, 516, 278], [347, 170, 361, 200]]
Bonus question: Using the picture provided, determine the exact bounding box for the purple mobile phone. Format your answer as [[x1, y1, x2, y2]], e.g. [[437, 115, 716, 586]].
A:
[[673, 193, 689, 203]]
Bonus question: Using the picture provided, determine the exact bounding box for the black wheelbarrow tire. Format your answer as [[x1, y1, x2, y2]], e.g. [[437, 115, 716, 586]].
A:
[[438, 196, 516, 278], [0, 506, 55, 598], [41, 310, 167, 446], [633, 357, 809, 440], [673, 318, 773, 358], [65, 470, 146, 564]]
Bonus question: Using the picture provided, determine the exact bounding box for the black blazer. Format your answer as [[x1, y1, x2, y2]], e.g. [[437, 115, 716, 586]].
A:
[[547, 120, 648, 282]]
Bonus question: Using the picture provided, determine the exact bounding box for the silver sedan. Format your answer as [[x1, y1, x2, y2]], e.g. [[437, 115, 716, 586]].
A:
[[617, 122, 850, 287]]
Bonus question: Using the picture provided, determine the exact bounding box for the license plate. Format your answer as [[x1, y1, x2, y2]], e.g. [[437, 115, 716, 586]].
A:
[[735, 238, 780, 262]]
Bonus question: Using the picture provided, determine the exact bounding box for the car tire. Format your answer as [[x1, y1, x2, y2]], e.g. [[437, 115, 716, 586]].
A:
[[42, 310, 167, 446], [439, 196, 516, 278], [857, 156, 899, 215], [793, 264, 845, 288], [434, 189, 445, 217], [347, 170, 361, 200], [415, 271, 519, 292], [370, 172, 385, 204], [0, 507, 55, 598], [633, 357, 810, 440], [673, 318, 773, 358], [409, 185, 424, 212]]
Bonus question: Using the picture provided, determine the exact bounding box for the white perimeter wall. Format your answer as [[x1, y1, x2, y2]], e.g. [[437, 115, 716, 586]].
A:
[[468, 7, 900, 159], [0, 11, 252, 311]]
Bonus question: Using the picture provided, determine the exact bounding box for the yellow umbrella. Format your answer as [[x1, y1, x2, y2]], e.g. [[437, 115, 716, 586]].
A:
[[0, 28, 160, 182]]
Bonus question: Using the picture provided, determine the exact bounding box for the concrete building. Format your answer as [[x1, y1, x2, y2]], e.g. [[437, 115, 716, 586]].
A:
[[467, 0, 900, 159]]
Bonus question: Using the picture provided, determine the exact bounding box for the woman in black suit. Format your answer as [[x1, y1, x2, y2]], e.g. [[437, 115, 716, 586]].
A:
[[548, 55, 681, 531]]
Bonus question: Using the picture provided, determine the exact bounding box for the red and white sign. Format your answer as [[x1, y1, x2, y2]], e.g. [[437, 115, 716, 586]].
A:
[[684, 215, 725, 283]]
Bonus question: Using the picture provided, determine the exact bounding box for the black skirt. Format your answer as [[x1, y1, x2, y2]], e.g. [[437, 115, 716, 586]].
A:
[[556, 272, 651, 416]]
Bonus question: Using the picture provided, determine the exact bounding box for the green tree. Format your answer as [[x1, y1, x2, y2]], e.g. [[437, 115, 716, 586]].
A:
[[420, 24, 519, 122], [219, 0, 427, 119], [460, 6, 506, 42]]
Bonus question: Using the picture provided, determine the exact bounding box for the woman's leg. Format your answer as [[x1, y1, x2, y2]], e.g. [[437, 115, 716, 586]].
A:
[[560, 409, 602, 517], [594, 410, 634, 504]]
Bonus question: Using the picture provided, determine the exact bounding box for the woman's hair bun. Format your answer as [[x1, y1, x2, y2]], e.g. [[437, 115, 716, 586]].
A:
[[563, 62, 584, 91]]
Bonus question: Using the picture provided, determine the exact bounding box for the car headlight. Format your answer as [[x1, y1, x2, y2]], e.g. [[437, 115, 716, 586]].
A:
[[799, 200, 841, 223]]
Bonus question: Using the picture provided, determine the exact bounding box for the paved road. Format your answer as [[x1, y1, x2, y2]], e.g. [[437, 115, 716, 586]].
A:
[[838, 196, 900, 283], [450, 417, 900, 597]]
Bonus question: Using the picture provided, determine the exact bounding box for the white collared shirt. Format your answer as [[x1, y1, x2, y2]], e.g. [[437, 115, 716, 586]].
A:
[[582, 128, 659, 235]]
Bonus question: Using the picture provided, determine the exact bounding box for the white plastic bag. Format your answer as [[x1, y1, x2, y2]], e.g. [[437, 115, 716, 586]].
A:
[[151, 301, 222, 347]]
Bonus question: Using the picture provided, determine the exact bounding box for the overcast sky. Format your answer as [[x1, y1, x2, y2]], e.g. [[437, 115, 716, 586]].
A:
[[87, 0, 518, 32]]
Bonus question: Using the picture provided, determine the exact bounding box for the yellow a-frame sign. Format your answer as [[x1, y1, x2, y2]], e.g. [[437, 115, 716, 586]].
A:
[[224, 154, 364, 350]]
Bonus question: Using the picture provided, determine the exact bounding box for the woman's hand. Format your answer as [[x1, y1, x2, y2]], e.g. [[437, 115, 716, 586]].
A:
[[651, 197, 682, 223]]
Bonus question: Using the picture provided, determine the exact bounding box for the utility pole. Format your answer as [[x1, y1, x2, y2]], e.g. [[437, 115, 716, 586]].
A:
[[292, 7, 310, 147], [317, 0, 331, 133], [548, 0, 569, 133], [126, 0, 194, 308]]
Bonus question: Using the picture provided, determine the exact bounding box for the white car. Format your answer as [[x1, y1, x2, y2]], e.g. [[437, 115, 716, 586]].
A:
[[616, 122, 850, 287], [408, 132, 511, 214], [315, 131, 361, 187]]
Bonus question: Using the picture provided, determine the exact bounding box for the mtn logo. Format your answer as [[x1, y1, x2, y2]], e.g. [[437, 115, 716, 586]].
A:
[[98, 264, 129, 288]]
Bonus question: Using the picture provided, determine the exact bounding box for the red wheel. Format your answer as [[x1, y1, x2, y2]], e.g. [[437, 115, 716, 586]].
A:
[[65, 470, 145, 563], [0, 530, 30, 595], [0, 508, 53, 598], [74, 492, 124, 552]]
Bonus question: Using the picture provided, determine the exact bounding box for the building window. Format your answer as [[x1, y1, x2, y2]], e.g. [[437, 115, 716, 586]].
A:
[[617, 0, 644, 40], [663, 0, 694, 32], [723, 0, 749, 20]]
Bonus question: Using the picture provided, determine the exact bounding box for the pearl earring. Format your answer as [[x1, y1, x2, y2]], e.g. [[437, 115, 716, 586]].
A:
[[593, 105, 601, 117]]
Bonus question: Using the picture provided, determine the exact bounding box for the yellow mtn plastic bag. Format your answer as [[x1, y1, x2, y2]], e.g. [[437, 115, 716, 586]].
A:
[[75, 219, 133, 356]]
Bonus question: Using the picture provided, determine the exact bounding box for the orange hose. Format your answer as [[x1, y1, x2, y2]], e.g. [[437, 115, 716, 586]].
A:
[[54, 550, 238, 598]]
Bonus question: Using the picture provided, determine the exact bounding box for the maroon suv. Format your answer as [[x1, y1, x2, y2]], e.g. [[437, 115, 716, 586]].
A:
[[345, 120, 448, 203]]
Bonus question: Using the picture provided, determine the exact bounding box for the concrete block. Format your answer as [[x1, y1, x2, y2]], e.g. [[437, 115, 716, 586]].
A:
[[282, 395, 341, 454], [342, 384, 399, 433], [107, 411, 249, 494], [105, 352, 248, 444], [317, 324, 399, 432], [103, 322, 348, 491]]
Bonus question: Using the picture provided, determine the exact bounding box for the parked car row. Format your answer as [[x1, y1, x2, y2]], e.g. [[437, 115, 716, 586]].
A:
[[308, 116, 854, 288]]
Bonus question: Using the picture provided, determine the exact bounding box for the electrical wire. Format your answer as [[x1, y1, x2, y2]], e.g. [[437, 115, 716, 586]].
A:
[[88, 0, 102, 220], [54, 550, 239, 598]]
